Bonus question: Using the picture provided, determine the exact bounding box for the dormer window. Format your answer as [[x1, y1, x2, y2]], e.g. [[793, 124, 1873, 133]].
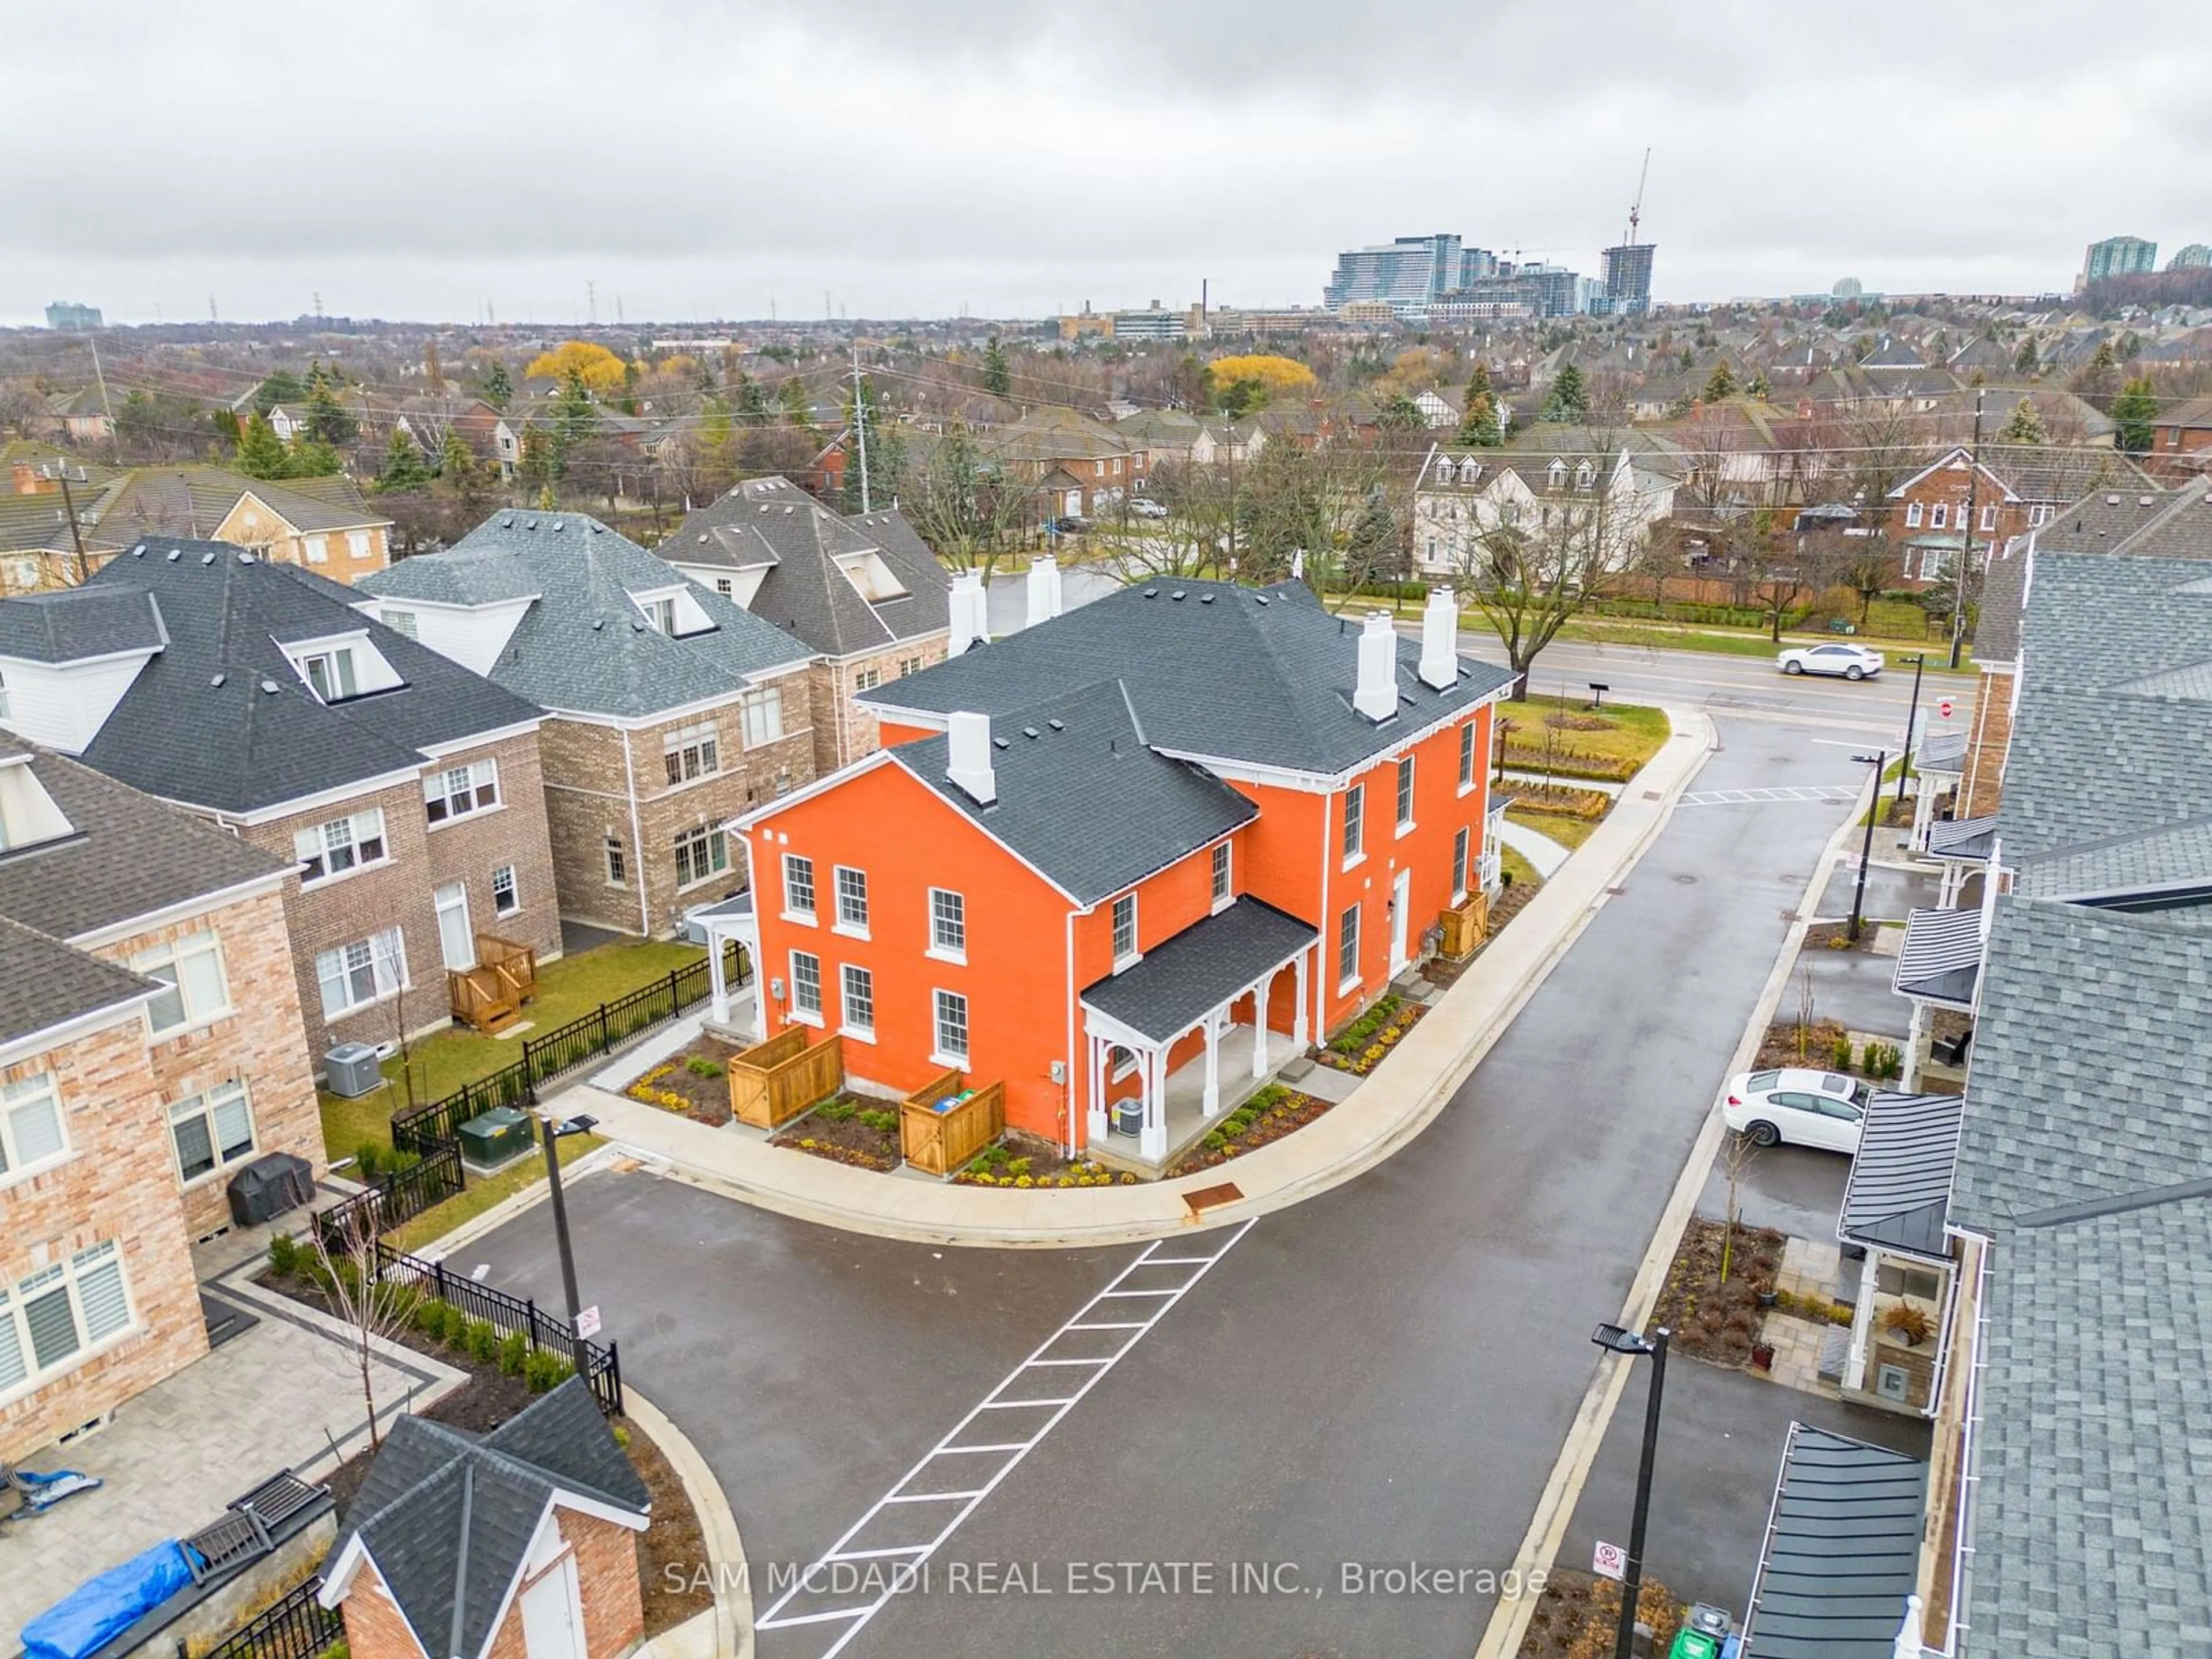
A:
[[1547, 460, 1567, 491], [639, 594, 677, 634], [301, 647, 358, 702], [0, 755, 75, 854], [1575, 461, 1596, 491]]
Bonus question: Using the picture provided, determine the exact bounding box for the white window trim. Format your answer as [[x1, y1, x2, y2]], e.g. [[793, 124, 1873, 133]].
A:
[[788, 950, 825, 1027], [316, 927, 410, 1018], [1336, 906, 1362, 996], [0, 1244, 139, 1410], [781, 854, 819, 927], [0, 1073, 72, 1190], [169, 1080, 256, 1188], [930, 989, 971, 1069], [425, 757, 501, 828], [1905, 501, 1924, 528], [839, 964, 876, 1044], [133, 931, 233, 1040], [1395, 756, 1417, 837], [1111, 893, 1141, 972], [832, 865, 871, 941], [1459, 721, 1479, 797], [1209, 843, 1234, 915], [1342, 783, 1366, 870], [491, 864, 520, 917], [1452, 825, 1472, 905], [296, 808, 390, 889], [673, 826, 730, 893], [927, 887, 967, 964]]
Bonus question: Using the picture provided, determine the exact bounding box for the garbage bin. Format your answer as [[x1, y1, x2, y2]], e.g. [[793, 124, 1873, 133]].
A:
[[227, 1152, 316, 1226], [1111, 1098, 1145, 1138], [458, 1107, 535, 1169]]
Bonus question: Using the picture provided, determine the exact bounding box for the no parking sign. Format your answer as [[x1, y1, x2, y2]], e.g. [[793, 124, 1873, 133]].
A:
[[1593, 1540, 1627, 1581]]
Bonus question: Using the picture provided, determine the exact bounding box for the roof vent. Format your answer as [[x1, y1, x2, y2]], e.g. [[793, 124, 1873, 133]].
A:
[[992, 737, 1009, 750], [1047, 719, 1065, 731], [1171, 590, 1185, 601], [1143, 588, 1159, 598], [131, 543, 146, 556], [166, 548, 181, 562], [200, 551, 217, 565], [501, 516, 515, 528], [698, 534, 709, 543], [210, 673, 225, 688], [1022, 725, 1040, 738], [592, 524, 604, 533], [552, 520, 564, 531], [1255, 593, 1271, 605], [2106, 494, 2121, 505], [525, 519, 537, 529], [1200, 593, 1215, 604], [259, 678, 279, 694], [238, 551, 255, 564], [630, 619, 645, 631], [592, 619, 605, 630]]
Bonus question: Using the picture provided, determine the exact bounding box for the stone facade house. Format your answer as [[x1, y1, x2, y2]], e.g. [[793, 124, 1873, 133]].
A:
[[0, 729, 320, 1461], [319, 1379, 649, 1659], [0, 550, 562, 1066], [361, 511, 817, 937], [661, 476, 951, 771]]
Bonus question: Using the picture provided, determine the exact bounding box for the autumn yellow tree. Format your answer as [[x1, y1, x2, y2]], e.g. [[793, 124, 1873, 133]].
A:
[[1205, 354, 1317, 397], [524, 340, 627, 394]]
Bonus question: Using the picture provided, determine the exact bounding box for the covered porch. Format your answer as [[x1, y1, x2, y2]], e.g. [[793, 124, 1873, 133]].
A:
[[1907, 728, 1967, 853], [685, 891, 761, 1041], [1924, 813, 1995, 908], [1078, 898, 1318, 1170], [1891, 905, 1984, 1090]]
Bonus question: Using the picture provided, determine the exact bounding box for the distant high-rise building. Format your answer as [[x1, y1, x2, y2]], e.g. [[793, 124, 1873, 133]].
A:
[[1325, 234, 1467, 313], [2080, 236, 2158, 288], [44, 301, 101, 330], [1598, 243, 1656, 315], [1832, 276, 1863, 300], [2170, 244, 2212, 271]]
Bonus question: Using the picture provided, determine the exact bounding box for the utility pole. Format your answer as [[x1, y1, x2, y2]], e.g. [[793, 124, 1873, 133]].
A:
[[587, 281, 597, 326], [1950, 388, 1983, 671], [88, 338, 113, 423], [850, 340, 872, 513], [41, 464, 90, 584]]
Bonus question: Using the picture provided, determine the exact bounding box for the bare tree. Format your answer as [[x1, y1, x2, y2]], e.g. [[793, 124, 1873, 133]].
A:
[[1718, 1128, 1766, 1284], [901, 425, 1034, 578], [305, 1203, 421, 1454]]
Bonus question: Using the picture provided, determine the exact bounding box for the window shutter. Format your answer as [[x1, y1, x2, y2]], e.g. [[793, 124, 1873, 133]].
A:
[[74, 1245, 129, 1341]]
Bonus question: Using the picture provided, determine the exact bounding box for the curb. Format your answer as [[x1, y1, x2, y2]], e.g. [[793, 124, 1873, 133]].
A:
[[1472, 763, 1879, 1659], [403, 1142, 623, 1260], [627, 1388, 753, 1659], [581, 706, 1716, 1251]]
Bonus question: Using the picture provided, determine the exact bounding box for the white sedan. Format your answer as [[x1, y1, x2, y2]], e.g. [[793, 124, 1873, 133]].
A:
[[1721, 1068, 1870, 1154], [1778, 642, 1884, 680]]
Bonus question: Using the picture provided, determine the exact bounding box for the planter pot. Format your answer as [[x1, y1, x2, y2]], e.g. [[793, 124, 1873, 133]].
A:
[[1756, 1290, 1778, 1309], [1751, 1343, 1776, 1372]]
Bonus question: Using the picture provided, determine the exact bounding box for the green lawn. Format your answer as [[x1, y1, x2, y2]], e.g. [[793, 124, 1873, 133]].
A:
[[1499, 844, 1541, 890], [1556, 618, 1976, 673], [1494, 691, 1670, 773], [320, 938, 706, 1161], [384, 1132, 603, 1253], [1506, 807, 1597, 852]]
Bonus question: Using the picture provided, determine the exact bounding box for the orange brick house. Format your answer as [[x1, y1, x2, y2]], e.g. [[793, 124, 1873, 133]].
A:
[[731, 580, 1512, 1168], [320, 1379, 649, 1659]]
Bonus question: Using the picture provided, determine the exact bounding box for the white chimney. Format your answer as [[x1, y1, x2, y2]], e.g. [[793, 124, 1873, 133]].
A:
[[946, 710, 996, 805], [1290, 549, 1306, 582], [1419, 586, 1459, 691], [1025, 555, 1063, 627], [1354, 610, 1398, 722], [948, 569, 988, 657]]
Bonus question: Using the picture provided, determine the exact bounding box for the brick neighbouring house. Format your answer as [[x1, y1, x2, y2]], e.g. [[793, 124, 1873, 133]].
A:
[[730, 582, 1513, 1171], [360, 510, 817, 938], [1883, 444, 2152, 586], [319, 1378, 649, 1659], [0, 548, 563, 1068], [87, 467, 397, 587], [982, 404, 1147, 521], [660, 475, 951, 772], [2148, 392, 2212, 482], [0, 730, 321, 1461]]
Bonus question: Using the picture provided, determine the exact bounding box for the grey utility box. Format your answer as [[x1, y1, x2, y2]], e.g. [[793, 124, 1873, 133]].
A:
[[458, 1107, 536, 1171], [324, 1043, 384, 1098]]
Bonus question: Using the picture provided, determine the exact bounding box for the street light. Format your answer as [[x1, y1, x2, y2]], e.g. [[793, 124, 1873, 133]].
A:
[[1590, 1323, 1671, 1659], [1849, 750, 1888, 943], [1895, 654, 1927, 808], [536, 1105, 599, 1373]]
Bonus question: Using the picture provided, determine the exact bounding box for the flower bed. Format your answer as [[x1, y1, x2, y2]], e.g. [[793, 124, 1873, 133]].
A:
[[1498, 743, 1641, 783], [623, 1035, 740, 1125], [1315, 993, 1427, 1074], [1166, 1084, 1332, 1176], [1505, 781, 1612, 820], [956, 1132, 1134, 1188], [772, 1092, 900, 1170], [1649, 1216, 1782, 1368], [1517, 1569, 1683, 1659]]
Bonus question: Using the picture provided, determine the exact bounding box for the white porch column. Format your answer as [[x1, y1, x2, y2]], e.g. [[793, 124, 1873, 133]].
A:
[[1911, 780, 1936, 852], [1085, 1030, 1108, 1143], [1141, 1045, 1167, 1161], [1201, 1016, 1222, 1120], [1250, 975, 1271, 1080], [1903, 999, 1928, 1092], [1843, 1252, 1878, 1394], [707, 927, 729, 1025], [1292, 950, 1310, 1047]]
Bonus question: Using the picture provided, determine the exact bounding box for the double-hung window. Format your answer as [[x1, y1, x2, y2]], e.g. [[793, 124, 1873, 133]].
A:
[[675, 826, 729, 889], [301, 647, 358, 702], [605, 837, 627, 885], [740, 686, 784, 748], [929, 888, 965, 959], [316, 927, 407, 1018], [0, 1073, 67, 1181], [854, 667, 881, 691], [1930, 503, 1948, 531], [1111, 893, 1139, 968], [790, 950, 822, 1020], [1343, 784, 1365, 863], [1210, 843, 1232, 908], [295, 808, 387, 883], [835, 866, 869, 933], [0, 1243, 132, 1393], [1396, 756, 1416, 831], [1338, 904, 1361, 989], [933, 990, 970, 1065], [840, 965, 875, 1039], [1452, 826, 1471, 902], [662, 724, 720, 786], [133, 932, 230, 1035], [1459, 721, 1477, 791], [425, 759, 499, 823], [1905, 501, 1925, 528], [491, 865, 520, 915], [169, 1081, 255, 1183], [783, 855, 817, 921]]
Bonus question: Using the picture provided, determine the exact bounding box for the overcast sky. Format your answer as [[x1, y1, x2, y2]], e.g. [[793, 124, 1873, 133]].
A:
[[9, 1, 2212, 327]]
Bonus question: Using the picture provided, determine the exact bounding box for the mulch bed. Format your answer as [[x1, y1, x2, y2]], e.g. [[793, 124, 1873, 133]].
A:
[[624, 1034, 740, 1125], [1166, 1085, 1332, 1176], [1315, 994, 1428, 1074], [1518, 1569, 1684, 1659], [772, 1092, 900, 1171], [1503, 781, 1612, 820], [1754, 1016, 1851, 1071], [1498, 744, 1639, 783], [1804, 921, 1880, 953], [956, 1130, 1131, 1188], [1650, 1217, 1783, 1368]]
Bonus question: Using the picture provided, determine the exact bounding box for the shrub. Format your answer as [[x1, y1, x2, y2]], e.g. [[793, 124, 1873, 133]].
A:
[[267, 1234, 300, 1278], [499, 1331, 529, 1376], [466, 1319, 501, 1365], [415, 1298, 450, 1338], [813, 1100, 856, 1123], [523, 1349, 575, 1393], [1884, 1301, 1934, 1344], [353, 1141, 388, 1181], [1831, 1036, 1854, 1071], [611, 1425, 630, 1449], [858, 1109, 899, 1135], [684, 1055, 726, 1079]]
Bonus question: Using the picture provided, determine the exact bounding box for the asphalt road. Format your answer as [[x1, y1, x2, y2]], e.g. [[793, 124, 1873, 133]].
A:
[[461, 695, 1884, 1658]]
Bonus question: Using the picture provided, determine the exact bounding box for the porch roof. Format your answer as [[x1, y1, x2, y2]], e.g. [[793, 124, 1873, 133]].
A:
[[1890, 906, 1983, 1007], [685, 890, 755, 923], [1914, 728, 1968, 775], [1740, 1424, 1929, 1659], [1080, 897, 1315, 1044], [1926, 813, 1997, 861], [1839, 1090, 1965, 1260]]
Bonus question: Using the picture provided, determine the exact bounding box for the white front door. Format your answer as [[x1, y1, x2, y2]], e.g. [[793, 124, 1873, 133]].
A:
[[1389, 868, 1411, 972], [434, 881, 475, 971], [520, 1554, 584, 1659]]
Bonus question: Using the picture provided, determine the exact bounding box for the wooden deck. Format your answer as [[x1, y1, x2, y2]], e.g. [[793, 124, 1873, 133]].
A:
[[448, 934, 538, 1034]]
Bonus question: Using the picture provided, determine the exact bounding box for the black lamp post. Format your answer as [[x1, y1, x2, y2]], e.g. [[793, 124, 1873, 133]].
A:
[[1896, 654, 1927, 808], [537, 1105, 599, 1373], [1592, 1323, 1671, 1659], [1849, 749, 1887, 943]]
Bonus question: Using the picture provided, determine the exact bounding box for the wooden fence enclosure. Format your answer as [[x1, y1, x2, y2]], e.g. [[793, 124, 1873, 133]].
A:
[[1440, 894, 1488, 960], [900, 1071, 1005, 1176], [729, 1028, 844, 1127]]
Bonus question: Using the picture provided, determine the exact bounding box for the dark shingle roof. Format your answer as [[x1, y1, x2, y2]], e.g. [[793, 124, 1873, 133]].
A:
[[331, 1380, 646, 1659], [93, 466, 389, 540], [1974, 546, 2029, 662], [1889, 907, 1983, 1007], [1740, 1423, 1929, 1659], [56, 540, 543, 813], [865, 579, 1512, 776], [888, 680, 1256, 905], [0, 911, 157, 1049], [1839, 1091, 1964, 1258], [0, 491, 127, 558], [1080, 898, 1317, 1043], [362, 512, 812, 718], [0, 586, 165, 661]]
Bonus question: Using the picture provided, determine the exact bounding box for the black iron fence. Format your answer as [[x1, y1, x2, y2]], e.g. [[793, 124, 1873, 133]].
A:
[[369, 1241, 624, 1416], [391, 945, 748, 1156], [194, 1575, 340, 1659], [312, 1143, 464, 1255]]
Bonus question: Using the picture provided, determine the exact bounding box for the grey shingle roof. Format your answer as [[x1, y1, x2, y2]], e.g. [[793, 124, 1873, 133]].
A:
[[0, 491, 127, 558], [1926, 813, 1997, 861], [888, 680, 1256, 906], [2012, 815, 2212, 900], [1080, 899, 1317, 1043], [0, 911, 158, 1049], [1972, 547, 2029, 662], [0, 728, 291, 940], [865, 579, 1512, 777], [1839, 1091, 1964, 1258], [53, 540, 543, 814], [362, 512, 812, 719], [1914, 728, 1967, 774], [1740, 1423, 1929, 1659], [1890, 907, 1982, 1007], [331, 1379, 646, 1659], [93, 466, 389, 540], [0, 585, 165, 661]]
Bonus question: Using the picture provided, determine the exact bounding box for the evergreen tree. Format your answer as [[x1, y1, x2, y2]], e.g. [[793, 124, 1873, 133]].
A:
[[1343, 494, 1403, 585], [1999, 398, 2047, 445], [2013, 337, 2039, 376], [1377, 396, 1424, 433], [2118, 329, 2143, 361], [253, 370, 305, 417], [285, 434, 343, 478], [1703, 363, 1737, 402], [982, 336, 1012, 397], [438, 429, 475, 480], [1543, 363, 1590, 423], [376, 428, 433, 491], [734, 372, 771, 423], [1456, 393, 1503, 448], [1464, 361, 1493, 404], [234, 412, 290, 479], [2112, 376, 2160, 454], [777, 376, 816, 430], [483, 362, 513, 410], [518, 427, 558, 492], [1747, 372, 1772, 400], [302, 360, 358, 446]]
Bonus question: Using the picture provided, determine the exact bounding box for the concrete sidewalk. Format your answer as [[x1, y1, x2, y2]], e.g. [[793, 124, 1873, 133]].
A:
[[553, 708, 1714, 1248]]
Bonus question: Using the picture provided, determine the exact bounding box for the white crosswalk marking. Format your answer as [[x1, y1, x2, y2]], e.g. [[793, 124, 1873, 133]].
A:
[[753, 1220, 1256, 1656], [1677, 785, 1863, 808]]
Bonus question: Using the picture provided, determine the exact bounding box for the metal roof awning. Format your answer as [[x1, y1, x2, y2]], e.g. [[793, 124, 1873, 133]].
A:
[[1081, 897, 1316, 1045], [684, 890, 755, 922], [1913, 729, 1968, 777], [1743, 1424, 1931, 1658], [1926, 814, 1997, 862], [1891, 907, 1983, 1009], [1840, 1092, 1966, 1259]]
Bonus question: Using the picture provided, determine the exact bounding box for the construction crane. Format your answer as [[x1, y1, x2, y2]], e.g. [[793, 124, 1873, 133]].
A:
[[1623, 147, 1652, 246]]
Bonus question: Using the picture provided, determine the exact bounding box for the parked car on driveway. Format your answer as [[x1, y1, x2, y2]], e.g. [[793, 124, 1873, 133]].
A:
[[1720, 1067, 1869, 1154], [1128, 497, 1168, 520], [1049, 516, 1093, 535], [1778, 642, 1884, 680]]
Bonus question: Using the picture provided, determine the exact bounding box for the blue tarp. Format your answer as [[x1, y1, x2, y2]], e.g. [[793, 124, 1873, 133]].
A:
[[21, 1539, 196, 1659]]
